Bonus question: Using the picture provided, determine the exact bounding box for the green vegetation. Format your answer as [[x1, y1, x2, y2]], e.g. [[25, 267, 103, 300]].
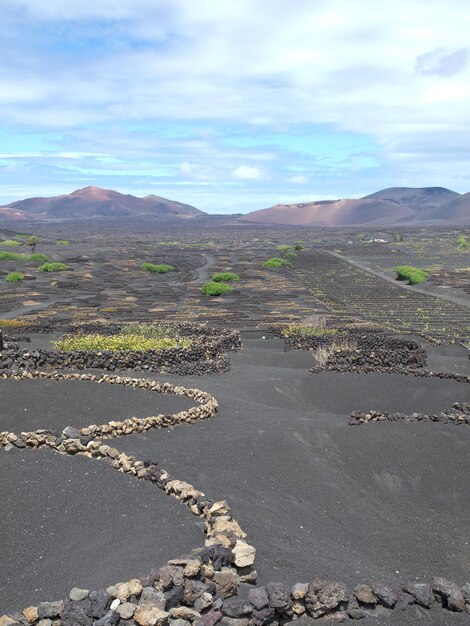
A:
[[5, 272, 25, 283], [15, 234, 30, 239], [39, 262, 69, 272], [263, 257, 294, 269], [395, 265, 429, 285], [0, 239, 21, 247], [282, 324, 337, 337], [277, 244, 294, 253], [455, 234, 469, 250], [201, 281, 233, 296], [26, 235, 39, 254], [212, 272, 240, 282], [121, 323, 175, 339], [28, 253, 49, 263], [294, 241, 305, 250], [141, 262, 175, 273], [52, 333, 190, 352], [0, 252, 23, 261], [56, 239, 70, 246]]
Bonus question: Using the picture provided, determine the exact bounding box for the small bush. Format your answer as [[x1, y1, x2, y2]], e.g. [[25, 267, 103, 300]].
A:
[[28, 253, 49, 263], [0, 239, 21, 247], [455, 234, 469, 250], [396, 265, 429, 285], [6, 272, 25, 283], [277, 244, 294, 253], [121, 323, 175, 339], [212, 272, 240, 282], [263, 257, 294, 269], [39, 262, 69, 272], [56, 239, 70, 245], [0, 252, 23, 261], [294, 241, 304, 250], [201, 281, 233, 296], [52, 333, 190, 352], [141, 263, 175, 273]]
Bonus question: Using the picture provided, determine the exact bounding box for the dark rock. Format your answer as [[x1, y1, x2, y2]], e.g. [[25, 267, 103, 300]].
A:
[[247, 587, 269, 611], [370, 581, 401, 608], [266, 583, 290, 612], [94, 609, 120, 626], [61, 600, 92, 626], [158, 566, 184, 589], [222, 598, 252, 618], [346, 598, 365, 620], [164, 585, 184, 610], [249, 607, 275, 626], [89, 590, 111, 618], [403, 582, 433, 608], [184, 580, 209, 606], [283, 614, 314, 626], [194, 609, 222, 626], [63, 426, 80, 439], [432, 577, 465, 611], [200, 546, 232, 570]]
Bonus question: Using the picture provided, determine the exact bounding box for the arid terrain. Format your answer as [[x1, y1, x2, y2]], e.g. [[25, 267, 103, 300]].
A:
[[0, 222, 469, 624]]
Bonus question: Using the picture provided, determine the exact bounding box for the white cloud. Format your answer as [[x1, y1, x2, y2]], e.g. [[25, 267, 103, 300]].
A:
[[288, 174, 308, 184], [231, 166, 263, 180]]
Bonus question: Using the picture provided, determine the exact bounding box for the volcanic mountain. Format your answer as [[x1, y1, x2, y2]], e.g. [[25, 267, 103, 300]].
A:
[[0, 187, 203, 221], [240, 186, 468, 225]]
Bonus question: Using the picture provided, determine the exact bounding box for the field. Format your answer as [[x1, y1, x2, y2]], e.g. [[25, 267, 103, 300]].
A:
[[0, 223, 470, 624]]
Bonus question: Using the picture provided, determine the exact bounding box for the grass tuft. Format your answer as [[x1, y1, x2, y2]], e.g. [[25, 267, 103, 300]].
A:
[[212, 272, 240, 282], [201, 281, 233, 296], [263, 257, 294, 269], [141, 262, 175, 273], [39, 262, 69, 272], [5, 272, 25, 283]]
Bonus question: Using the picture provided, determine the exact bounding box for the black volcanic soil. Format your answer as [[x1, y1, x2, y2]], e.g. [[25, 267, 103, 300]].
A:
[[0, 378, 194, 432], [2, 335, 468, 619]]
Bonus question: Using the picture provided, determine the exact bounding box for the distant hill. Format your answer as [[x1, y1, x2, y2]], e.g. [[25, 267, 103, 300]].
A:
[[240, 186, 468, 225], [427, 192, 470, 221], [239, 198, 415, 226], [363, 186, 460, 207], [0, 186, 203, 221]]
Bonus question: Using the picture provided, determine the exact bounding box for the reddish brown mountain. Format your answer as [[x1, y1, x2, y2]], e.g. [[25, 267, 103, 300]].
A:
[[239, 198, 415, 226], [0, 186, 203, 220]]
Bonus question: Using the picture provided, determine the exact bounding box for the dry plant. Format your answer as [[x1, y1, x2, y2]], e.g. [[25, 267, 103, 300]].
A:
[[313, 338, 357, 365]]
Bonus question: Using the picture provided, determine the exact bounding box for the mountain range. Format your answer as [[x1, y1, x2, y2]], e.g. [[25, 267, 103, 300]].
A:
[[0, 186, 202, 221], [239, 187, 469, 226], [0, 185, 468, 225]]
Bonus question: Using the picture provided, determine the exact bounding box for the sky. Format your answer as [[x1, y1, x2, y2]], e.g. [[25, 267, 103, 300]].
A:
[[1, 0, 470, 214]]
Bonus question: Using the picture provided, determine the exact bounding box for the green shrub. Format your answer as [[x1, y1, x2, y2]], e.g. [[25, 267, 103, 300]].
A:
[[277, 244, 294, 253], [212, 272, 240, 282], [201, 281, 233, 296], [395, 265, 429, 285], [455, 234, 469, 250], [0, 239, 21, 247], [0, 252, 23, 261], [141, 262, 175, 273], [285, 251, 297, 258], [294, 241, 305, 250], [6, 272, 25, 283], [56, 239, 70, 245], [263, 257, 294, 269], [39, 262, 69, 272], [52, 333, 190, 352], [28, 253, 49, 263]]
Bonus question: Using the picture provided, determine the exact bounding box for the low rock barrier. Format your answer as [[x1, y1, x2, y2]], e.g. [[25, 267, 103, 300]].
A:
[[0, 323, 241, 376], [349, 402, 470, 427]]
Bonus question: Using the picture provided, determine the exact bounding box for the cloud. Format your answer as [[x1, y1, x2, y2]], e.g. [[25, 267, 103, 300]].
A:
[[415, 48, 469, 77], [288, 174, 308, 184], [231, 166, 263, 180], [1, 0, 470, 210]]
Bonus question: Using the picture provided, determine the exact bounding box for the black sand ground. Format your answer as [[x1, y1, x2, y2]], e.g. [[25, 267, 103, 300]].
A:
[[0, 449, 203, 611], [1, 336, 469, 623], [0, 378, 194, 432]]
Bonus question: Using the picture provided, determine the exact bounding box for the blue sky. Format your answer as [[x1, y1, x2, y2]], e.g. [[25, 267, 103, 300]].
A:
[[1, 0, 470, 213]]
